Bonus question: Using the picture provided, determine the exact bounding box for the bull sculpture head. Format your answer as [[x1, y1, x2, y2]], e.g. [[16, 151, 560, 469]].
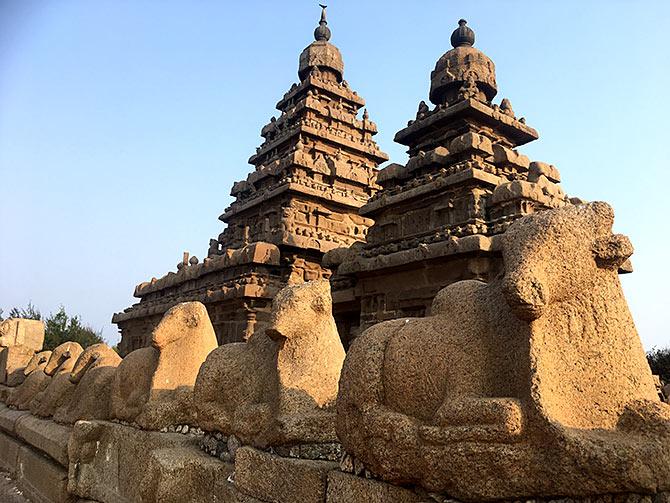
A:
[[23, 350, 52, 376], [501, 202, 632, 321], [44, 342, 83, 376]]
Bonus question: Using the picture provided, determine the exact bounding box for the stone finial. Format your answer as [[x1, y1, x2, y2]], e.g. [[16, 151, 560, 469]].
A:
[[314, 4, 331, 41], [451, 19, 475, 48]]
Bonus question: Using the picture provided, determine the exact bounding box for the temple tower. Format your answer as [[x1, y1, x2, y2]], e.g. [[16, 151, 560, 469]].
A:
[[113, 7, 388, 354], [328, 20, 571, 344]]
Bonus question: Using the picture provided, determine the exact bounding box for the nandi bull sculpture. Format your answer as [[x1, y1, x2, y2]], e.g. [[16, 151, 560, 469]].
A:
[[337, 202, 670, 501], [53, 343, 121, 424]]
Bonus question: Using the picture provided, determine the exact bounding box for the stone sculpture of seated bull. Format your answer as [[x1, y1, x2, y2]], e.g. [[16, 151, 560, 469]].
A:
[[29, 341, 83, 416], [337, 202, 670, 501], [194, 279, 345, 448], [110, 301, 218, 430], [53, 343, 121, 424], [5, 350, 52, 408]]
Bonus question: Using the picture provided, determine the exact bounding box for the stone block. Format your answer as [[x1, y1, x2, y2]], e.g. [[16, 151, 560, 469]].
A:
[[0, 346, 35, 386], [16, 445, 72, 503], [449, 131, 493, 156], [235, 447, 337, 503], [326, 471, 423, 503], [15, 415, 71, 467], [529, 161, 561, 183], [0, 430, 21, 473], [0, 319, 45, 352], [0, 403, 31, 434], [140, 447, 236, 503], [68, 420, 199, 503]]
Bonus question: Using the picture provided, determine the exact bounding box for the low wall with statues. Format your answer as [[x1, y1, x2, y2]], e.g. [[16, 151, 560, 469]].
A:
[[0, 202, 669, 503]]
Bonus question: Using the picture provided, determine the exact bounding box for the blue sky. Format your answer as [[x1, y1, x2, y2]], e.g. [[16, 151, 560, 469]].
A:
[[0, 1, 668, 349]]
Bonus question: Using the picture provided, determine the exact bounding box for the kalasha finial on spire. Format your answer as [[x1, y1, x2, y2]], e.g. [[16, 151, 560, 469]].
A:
[[314, 4, 331, 41], [450, 19, 475, 48]]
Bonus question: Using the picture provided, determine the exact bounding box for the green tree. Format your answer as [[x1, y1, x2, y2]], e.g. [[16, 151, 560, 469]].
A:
[[43, 306, 104, 350], [8, 302, 41, 320], [647, 346, 670, 383]]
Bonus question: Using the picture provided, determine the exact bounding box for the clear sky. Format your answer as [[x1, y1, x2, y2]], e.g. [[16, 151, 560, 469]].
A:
[[0, 0, 668, 349]]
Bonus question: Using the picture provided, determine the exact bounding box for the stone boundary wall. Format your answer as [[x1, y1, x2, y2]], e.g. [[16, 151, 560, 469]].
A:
[[0, 403, 667, 503]]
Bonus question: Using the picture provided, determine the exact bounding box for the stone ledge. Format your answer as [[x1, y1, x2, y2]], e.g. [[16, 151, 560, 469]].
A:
[[15, 415, 71, 467], [235, 446, 338, 503], [140, 447, 235, 502], [0, 403, 31, 435]]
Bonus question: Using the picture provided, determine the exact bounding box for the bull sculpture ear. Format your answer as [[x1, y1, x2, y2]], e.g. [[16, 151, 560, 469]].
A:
[[593, 234, 633, 270]]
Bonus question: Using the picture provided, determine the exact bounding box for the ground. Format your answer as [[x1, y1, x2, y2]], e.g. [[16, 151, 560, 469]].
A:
[[0, 471, 31, 502]]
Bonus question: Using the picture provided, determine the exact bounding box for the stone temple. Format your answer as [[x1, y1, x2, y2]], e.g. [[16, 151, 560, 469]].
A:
[[112, 7, 388, 354], [326, 19, 578, 343], [1, 10, 668, 503], [113, 13, 590, 352]]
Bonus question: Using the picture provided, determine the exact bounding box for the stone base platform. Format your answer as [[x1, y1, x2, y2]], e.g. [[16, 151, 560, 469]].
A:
[[0, 403, 74, 503]]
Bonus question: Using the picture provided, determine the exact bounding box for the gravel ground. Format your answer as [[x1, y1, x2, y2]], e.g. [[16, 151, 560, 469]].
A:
[[0, 471, 31, 502]]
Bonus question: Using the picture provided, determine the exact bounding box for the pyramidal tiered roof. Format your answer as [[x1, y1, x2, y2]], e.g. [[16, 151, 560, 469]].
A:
[[328, 20, 574, 339], [113, 7, 388, 352], [338, 19, 569, 265], [212, 5, 388, 257]]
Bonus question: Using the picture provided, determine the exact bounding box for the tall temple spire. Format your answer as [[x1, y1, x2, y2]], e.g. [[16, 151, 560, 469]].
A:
[[314, 4, 331, 41], [299, 4, 343, 81]]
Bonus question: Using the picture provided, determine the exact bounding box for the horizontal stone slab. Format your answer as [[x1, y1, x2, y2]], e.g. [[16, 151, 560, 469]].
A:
[[235, 446, 337, 503], [326, 471, 423, 503], [14, 414, 71, 467], [0, 403, 30, 435]]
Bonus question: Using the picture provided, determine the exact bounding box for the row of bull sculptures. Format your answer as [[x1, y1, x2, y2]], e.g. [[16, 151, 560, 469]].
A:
[[1, 201, 669, 501]]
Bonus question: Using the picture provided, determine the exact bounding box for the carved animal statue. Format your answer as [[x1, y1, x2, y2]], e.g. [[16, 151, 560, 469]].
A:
[[110, 302, 218, 430], [29, 341, 83, 416], [5, 350, 52, 408], [195, 279, 345, 447], [337, 202, 670, 501], [53, 343, 121, 424]]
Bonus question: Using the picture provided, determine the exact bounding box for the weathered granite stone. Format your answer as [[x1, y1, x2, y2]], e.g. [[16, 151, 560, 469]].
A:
[[140, 447, 236, 503], [14, 414, 71, 466], [326, 471, 423, 503], [54, 344, 121, 424], [0, 318, 45, 387], [0, 319, 45, 352], [110, 302, 218, 430], [68, 420, 199, 503], [235, 446, 337, 503], [337, 202, 670, 501], [195, 280, 345, 447], [30, 342, 84, 418], [5, 351, 52, 409], [15, 444, 71, 503]]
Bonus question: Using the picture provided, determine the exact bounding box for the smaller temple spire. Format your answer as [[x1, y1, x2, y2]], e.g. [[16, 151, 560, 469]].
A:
[[450, 19, 475, 48], [314, 4, 331, 41]]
